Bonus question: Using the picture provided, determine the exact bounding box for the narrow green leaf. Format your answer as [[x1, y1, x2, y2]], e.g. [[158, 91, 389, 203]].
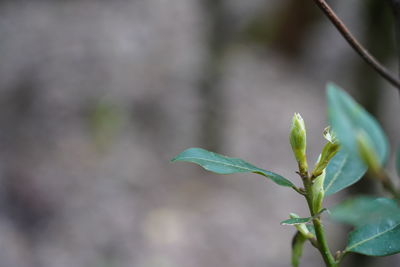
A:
[[172, 148, 294, 187], [282, 209, 328, 226], [324, 149, 366, 196], [292, 232, 307, 267], [281, 217, 311, 226], [327, 83, 389, 166]]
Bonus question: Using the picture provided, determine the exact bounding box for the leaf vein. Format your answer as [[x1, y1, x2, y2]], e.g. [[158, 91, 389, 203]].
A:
[[346, 223, 399, 252], [176, 156, 257, 172]]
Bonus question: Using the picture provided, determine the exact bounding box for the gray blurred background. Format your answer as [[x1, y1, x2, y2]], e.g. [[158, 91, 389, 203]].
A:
[[0, 0, 399, 266]]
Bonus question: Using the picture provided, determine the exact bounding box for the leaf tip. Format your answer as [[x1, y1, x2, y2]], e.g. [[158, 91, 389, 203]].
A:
[[170, 147, 194, 163]]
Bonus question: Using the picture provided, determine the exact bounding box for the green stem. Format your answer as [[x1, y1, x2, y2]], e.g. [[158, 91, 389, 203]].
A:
[[303, 178, 338, 267], [313, 218, 337, 267]]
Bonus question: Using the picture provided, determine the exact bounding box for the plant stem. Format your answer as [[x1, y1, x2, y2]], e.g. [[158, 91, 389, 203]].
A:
[[303, 177, 338, 267], [312, 218, 337, 267]]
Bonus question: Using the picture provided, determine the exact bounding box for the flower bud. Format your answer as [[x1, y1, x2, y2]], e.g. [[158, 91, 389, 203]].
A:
[[312, 127, 340, 178], [356, 130, 381, 175], [290, 113, 308, 174]]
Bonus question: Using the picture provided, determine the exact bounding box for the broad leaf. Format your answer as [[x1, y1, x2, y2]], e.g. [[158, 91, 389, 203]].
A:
[[281, 217, 311, 226], [324, 149, 366, 196], [345, 218, 400, 256], [327, 83, 389, 166], [333, 197, 400, 256], [172, 148, 293, 187], [330, 196, 399, 227]]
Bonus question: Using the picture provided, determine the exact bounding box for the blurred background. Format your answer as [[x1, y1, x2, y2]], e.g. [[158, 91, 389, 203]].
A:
[[0, 0, 399, 266]]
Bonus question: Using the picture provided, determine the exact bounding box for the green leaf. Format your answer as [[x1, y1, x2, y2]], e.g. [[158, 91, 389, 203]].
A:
[[172, 148, 294, 187], [324, 149, 366, 196], [281, 217, 311, 226], [282, 210, 328, 226], [327, 83, 389, 166], [292, 232, 307, 267], [333, 197, 400, 256], [345, 218, 400, 256], [330, 196, 399, 227]]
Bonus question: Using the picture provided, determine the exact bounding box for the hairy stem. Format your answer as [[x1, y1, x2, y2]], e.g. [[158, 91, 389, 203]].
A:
[[312, 0, 400, 90]]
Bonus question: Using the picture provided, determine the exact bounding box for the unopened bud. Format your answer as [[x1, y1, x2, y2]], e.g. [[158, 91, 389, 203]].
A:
[[290, 113, 308, 174], [312, 127, 340, 178], [356, 130, 381, 175]]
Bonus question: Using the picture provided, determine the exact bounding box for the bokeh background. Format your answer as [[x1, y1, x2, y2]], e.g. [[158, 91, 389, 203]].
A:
[[0, 0, 399, 266]]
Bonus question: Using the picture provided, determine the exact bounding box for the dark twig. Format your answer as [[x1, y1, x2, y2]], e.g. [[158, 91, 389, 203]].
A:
[[312, 0, 400, 90]]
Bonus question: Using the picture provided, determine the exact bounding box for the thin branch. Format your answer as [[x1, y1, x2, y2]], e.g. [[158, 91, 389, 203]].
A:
[[312, 0, 400, 90]]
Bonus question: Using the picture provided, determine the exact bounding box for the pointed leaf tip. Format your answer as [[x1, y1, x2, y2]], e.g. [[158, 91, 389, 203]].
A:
[[172, 148, 294, 187], [281, 217, 311, 226]]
